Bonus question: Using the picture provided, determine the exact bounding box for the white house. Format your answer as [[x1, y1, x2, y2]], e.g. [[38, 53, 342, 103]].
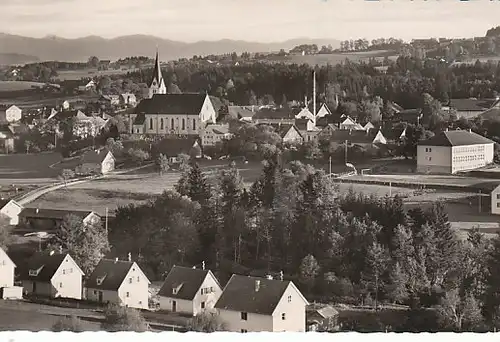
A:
[[201, 124, 232, 147], [0, 199, 23, 225], [120, 93, 137, 107], [340, 117, 364, 131], [0, 105, 22, 123], [491, 185, 500, 215], [0, 247, 21, 299], [130, 93, 217, 137], [294, 107, 315, 121], [214, 274, 309, 332], [158, 265, 223, 316], [417, 130, 495, 174], [79, 148, 115, 175], [363, 122, 375, 132], [19, 252, 84, 299], [85, 258, 151, 310]]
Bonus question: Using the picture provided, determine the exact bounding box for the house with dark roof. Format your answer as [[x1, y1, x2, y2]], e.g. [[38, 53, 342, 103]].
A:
[[0, 198, 23, 225], [18, 208, 101, 232], [330, 129, 387, 148], [450, 98, 497, 119], [252, 108, 296, 125], [268, 123, 303, 144], [0, 125, 14, 153], [18, 251, 84, 299], [339, 116, 364, 131], [308, 102, 332, 118], [79, 148, 115, 175], [201, 123, 232, 147], [417, 129, 495, 174], [131, 93, 217, 137], [306, 304, 339, 332], [214, 274, 309, 332], [85, 258, 150, 310], [227, 106, 257, 122], [0, 246, 21, 299], [158, 265, 222, 316], [151, 137, 202, 163]]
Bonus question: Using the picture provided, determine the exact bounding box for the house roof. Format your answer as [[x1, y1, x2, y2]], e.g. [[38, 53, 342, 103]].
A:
[[419, 130, 495, 147], [0, 247, 15, 267], [0, 125, 14, 138], [86, 259, 144, 291], [135, 93, 209, 115], [228, 106, 256, 119], [306, 304, 339, 318], [120, 93, 136, 101], [152, 137, 201, 157], [19, 208, 96, 220], [214, 274, 292, 315], [387, 102, 404, 113], [330, 129, 382, 144], [52, 110, 88, 121], [479, 107, 500, 121], [295, 119, 310, 131], [18, 252, 68, 281], [308, 102, 331, 115], [253, 108, 295, 120], [158, 266, 216, 300], [204, 124, 229, 135], [8, 123, 29, 135], [268, 123, 301, 139], [450, 98, 495, 112], [81, 148, 113, 164]]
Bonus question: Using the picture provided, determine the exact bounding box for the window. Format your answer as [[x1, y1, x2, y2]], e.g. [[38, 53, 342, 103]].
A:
[[160, 118, 164, 130], [62, 270, 66, 275], [241, 312, 248, 321], [137, 276, 140, 282], [210, 286, 214, 292], [201, 289, 204, 295], [193, 119, 196, 130], [59, 283, 63, 288], [497, 202, 500, 208], [126, 292, 130, 297], [281, 313, 286, 320], [94, 290, 97, 295], [70, 268, 73, 273], [171, 118, 174, 128], [429, 148, 432, 152], [129, 278, 133, 284], [201, 302, 205, 309], [287, 295, 292, 303], [149, 118, 153, 130], [496, 194, 500, 200], [241, 329, 248, 333], [182, 118, 185, 130]]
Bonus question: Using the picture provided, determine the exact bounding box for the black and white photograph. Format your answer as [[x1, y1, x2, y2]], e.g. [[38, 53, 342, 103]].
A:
[[1, 0, 500, 335]]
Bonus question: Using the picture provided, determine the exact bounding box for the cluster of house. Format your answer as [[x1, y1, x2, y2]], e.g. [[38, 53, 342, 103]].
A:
[[0, 247, 338, 332], [0, 105, 28, 153]]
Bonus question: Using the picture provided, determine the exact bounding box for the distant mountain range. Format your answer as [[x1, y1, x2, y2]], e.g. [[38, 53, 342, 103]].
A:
[[0, 53, 39, 65], [0, 33, 341, 64]]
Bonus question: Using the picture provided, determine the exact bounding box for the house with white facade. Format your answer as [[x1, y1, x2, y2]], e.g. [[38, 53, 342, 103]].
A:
[[130, 93, 217, 137], [269, 123, 304, 144], [339, 116, 364, 131], [19, 252, 84, 299], [79, 148, 115, 175], [158, 265, 222, 316], [330, 129, 387, 149], [0, 199, 23, 225], [201, 124, 232, 147], [18, 208, 101, 232], [490, 185, 500, 215], [85, 258, 150, 310], [120, 93, 137, 107], [0, 247, 22, 299], [0, 105, 22, 123], [214, 275, 309, 332], [417, 130, 495, 174]]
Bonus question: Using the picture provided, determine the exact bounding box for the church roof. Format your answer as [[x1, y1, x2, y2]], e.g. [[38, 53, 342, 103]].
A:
[[135, 94, 208, 115]]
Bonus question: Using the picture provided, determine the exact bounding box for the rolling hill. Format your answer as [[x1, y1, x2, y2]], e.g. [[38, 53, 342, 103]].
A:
[[0, 33, 340, 64]]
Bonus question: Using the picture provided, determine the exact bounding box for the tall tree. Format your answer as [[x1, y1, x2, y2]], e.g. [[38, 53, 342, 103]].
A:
[[299, 254, 320, 295]]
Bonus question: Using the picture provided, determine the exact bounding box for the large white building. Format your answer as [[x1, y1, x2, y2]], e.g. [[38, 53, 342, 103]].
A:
[[417, 130, 495, 174]]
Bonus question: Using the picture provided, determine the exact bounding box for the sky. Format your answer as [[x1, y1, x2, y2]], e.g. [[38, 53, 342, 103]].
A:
[[1, 0, 500, 42]]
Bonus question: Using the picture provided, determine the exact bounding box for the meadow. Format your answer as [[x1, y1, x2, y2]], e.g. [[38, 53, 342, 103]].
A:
[[265, 50, 399, 66], [56, 67, 140, 80], [0, 81, 47, 92]]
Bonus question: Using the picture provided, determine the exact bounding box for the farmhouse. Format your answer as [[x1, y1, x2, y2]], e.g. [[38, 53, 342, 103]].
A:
[[158, 265, 222, 316], [79, 148, 115, 175], [18, 252, 84, 300], [18, 208, 101, 232], [339, 116, 364, 131], [214, 274, 309, 332], [269, 123, 303, 144], [0, 247, 22, 299], [86, 258, 150, 310], [0, 199, 23, 225], [416, 129, 495, 174], [201, 123, 232, 147], [330, 129, 387, 148], [131, 93, 217, 137], [252, 108, 295, 125], [0, 105, 22, 124], [449, 98, 496, 120], [152, 137, 202, 163]]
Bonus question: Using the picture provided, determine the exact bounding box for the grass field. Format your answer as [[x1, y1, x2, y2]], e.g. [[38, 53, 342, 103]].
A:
[[0, 153, 62, 185], [57, 67, 140, 81], [0, 81, 48, 92], [266, 50, 399, 66]]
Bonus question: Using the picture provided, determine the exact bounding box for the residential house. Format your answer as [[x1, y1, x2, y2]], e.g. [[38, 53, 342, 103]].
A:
[[152, 137, 202, 163], [395, 109, 423, 125], [79, 148, 115, 175], [120, 93, 137, 107], [417, 129, 494, 174], [307, 102, 333, 118], [252, 108, 295, 125], [490, 185, 500, 215], [306, 304, 339, 332], [0, 105, 22, 123], [158, 265, 222, 316], [101, 95, 120, 106], [294, 107, 315, 121], [339, 117, 364, 131], [317, 124, 339, 140], [0, 247, 22, 299], [214, 274, 309, 332], [86, 258, 150, 310], [227, 106, 256, 122], [131, 93, 217, 137], [382, 125, 407, 145], [478, 98, 500, 121], [449, 98, 496, 120], [363, 122, 375, 132], [201, 123, 232, 147], [18, 208, 101, 232], [268, 123, 303, 144], [0, 199, 23, 225], [295, 119, 320, 143], [330, 129, 387, 149], [49, 110, 106, 138], [0, 125, 14, 154], [18, 252, 84, 299]]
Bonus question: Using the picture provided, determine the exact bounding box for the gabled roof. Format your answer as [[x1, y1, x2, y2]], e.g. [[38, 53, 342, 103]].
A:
[[450, 98, 495, 112], [253, 108, 295, 120], [269, 123, 301, 139], [8, 123, 29, 135], [86, 259, 149, 291], [157, 266, 219, 300], [215, 274, 299, 315], [81, 148, 113, 164], [419, 130, 495, 147], [294, 118, 310, 131], [19, 208, 97, 220], [0, 199, 21, 210], [135, 93, 209, 115], [228, 106, 256, 119], [51, 110, 88, 121], [152, 137, 201, 157], [330, 129, 383, 145], [0, 247, 15, 268], [0, 125, 14, 138], [204, 124, 230, 135], [306, 304, 339, 318], [308, 102, 331, 115], [18, 252, 74, 281]]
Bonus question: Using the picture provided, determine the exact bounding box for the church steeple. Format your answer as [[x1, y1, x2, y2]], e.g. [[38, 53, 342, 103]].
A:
[[148, 46, 167, 98]]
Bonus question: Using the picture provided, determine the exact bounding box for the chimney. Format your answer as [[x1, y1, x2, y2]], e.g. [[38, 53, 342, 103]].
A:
[[279, 271, 284, 281], [255, 280, 260, 292], [115, 257, 119, 263], [128, 252, 132, 262], [305, 95, 308, 107], [313, 70, 317, 117], [469, 128, 472, 133], [202, 261, 205, 270]]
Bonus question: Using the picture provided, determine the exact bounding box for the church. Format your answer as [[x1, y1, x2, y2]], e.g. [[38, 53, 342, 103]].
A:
[[129, 49, 217, 137]]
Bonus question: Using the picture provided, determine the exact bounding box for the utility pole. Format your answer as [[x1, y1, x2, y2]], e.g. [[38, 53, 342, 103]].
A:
[[344, 140, 348, 164], [389, 182, 392, 197], [329, 155, 332, 176], [105, 207, 109, 235], [479, 190, 482, 213]]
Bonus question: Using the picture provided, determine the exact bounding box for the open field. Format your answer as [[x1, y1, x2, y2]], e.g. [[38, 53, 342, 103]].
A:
[[266, 50, 399, 66], [0, 94, 99, 108], [0, 81, 47, 92], [0, 152, 62, 184], [57, 67, 140, 81]]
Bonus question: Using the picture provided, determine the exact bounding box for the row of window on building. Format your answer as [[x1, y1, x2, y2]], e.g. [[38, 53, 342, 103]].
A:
[[148, 117, 197, 131]]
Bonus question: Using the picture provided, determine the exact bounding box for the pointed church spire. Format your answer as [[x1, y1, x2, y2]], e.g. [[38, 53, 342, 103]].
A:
[[148, 46, 167, 98]]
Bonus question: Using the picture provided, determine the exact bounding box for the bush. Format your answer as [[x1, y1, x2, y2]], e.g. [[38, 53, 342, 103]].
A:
[[187, 311, 226, 332], [101, 304, 149, 332], [51, 315, 85, 332]]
